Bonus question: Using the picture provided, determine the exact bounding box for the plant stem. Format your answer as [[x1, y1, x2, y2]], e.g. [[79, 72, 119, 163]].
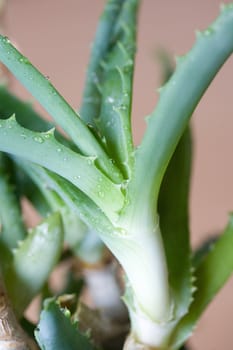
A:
[[0, 270, 38, 350]]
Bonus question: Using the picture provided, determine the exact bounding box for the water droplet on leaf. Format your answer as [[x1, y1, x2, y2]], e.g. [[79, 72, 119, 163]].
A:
[[33, 136, 44, 143], [98, 191, 105, 198]]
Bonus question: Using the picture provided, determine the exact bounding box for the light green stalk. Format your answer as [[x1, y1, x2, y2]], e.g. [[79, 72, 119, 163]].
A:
[[0, 3, 233, 349]]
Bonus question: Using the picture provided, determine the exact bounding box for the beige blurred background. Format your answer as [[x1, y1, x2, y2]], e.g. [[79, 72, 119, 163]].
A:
[[3, 1, 233, 349]]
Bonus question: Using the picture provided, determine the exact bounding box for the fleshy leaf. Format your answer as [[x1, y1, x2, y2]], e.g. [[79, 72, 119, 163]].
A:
[[35, 298, 98, 350], [127, 5, 233, 219], [0, 116, 124, 219], [16, 159, 117, 239], [4, 212, 64, 316], [15, 156, 105, 263], [158, 127, 192, 319], [0, 153, 26, 255], [0, 36, 123, 184], [98, 0, 139, 178], [80, 0, 124, 128], [170, 214, 233, 349]]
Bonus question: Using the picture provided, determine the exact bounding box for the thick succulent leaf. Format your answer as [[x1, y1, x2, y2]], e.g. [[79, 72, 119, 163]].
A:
[[0, 116, 124, 219], [80, 0, 124, 128], [16, 160, 117, 239], [170, 214, 233, 349], [15, 157, 104, 263], [35, 298, 98, 350], [158, 127, 192, 319], [127, 5, 233, 218], [0, 36, 123, 184], [98, 0, 139, 178], [0, 153, 26, 252], [17, 159, 89, 244], [4, 212, 64, 316]]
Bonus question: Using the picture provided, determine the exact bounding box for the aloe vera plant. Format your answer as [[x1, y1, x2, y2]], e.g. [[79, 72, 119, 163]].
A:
[[0, 1, 233, 349]]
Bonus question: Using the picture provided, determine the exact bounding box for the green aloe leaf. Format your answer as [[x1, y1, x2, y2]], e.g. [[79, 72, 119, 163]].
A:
[[15, 156, 105, 263], [170, 214, 233, 349], [4, 212, 64, 316], [16, 160, 117, 239], [127, 5, 233, 219], [35, 298, 98, 350], [0, 116, 124, 219], [0, 153, 26, 255], [0, 36, 123, 184], [80, 0, 124, 128], [158, 127, 192, 319], [98, 0, 139, 178]]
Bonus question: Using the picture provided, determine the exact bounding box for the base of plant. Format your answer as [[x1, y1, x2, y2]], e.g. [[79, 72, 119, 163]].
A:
[[123, 333, 170, 350]]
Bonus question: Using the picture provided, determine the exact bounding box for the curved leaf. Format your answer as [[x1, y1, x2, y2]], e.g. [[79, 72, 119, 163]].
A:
[[35, 298, 98, 350], [0, 153, 26, 254], [4, 212, 64, 316], [0, 116, 124, 219], [0, 36, 123, 184], [98, 0, 139, 178], [170, 214, 233, 349], [127, 5, 233, 219], [158, 127, 193, 319], [80, 0, 124, 128]]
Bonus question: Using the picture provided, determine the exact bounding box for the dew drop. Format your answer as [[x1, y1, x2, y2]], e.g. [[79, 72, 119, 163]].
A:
[[19, 56, 29, 64], [57, 147, 62, 152], [21, 133, 27, 139], [107, 96, 115, 104], [2, 36, 10, 43], [44, 133, 51, 139], [117, 227, 128, 236], [203, 27, 214, 36], [33, 136, 44, 143], [98, 191, 105, 198]]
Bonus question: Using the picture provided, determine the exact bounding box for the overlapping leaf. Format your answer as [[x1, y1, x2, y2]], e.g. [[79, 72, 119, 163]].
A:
[[35, 298, 98, 350], [4, 212, 64, 316]]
